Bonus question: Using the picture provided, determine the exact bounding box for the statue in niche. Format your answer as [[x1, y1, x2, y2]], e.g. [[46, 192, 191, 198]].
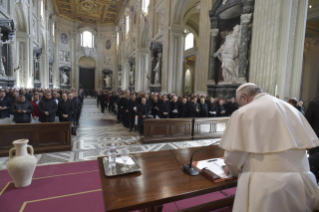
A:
[[130, 71, 134, 86], [214, 25, 241, 83], [153, 58, 160, 85], [118, 73, 122, 86], [104, 75, 111, 87], [1, 57, 6, 77], [61, 71, 69, 84]]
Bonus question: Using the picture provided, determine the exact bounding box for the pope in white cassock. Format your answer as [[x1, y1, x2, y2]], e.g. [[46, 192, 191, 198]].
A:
[[220, 83, 319, 212]]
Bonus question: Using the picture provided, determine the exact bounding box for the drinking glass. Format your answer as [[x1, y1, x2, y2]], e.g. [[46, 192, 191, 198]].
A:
[[121, 154, 130, 172]]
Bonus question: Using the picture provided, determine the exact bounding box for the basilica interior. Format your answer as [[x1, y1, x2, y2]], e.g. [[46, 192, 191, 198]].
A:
[[1, 0, 319, 212]]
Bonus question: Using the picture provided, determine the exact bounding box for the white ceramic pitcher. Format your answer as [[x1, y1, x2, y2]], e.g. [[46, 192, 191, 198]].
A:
[[7, 139, 37, 188]]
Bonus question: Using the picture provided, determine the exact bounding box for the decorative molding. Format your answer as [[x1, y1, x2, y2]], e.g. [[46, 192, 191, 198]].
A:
[[211, 29, 219, 37]]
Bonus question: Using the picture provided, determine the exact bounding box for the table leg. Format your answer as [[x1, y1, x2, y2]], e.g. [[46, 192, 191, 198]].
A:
[[139, 205, 163, 212]]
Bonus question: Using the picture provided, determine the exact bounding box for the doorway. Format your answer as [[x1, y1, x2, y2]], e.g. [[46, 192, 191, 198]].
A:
[[79, 67, 95, 89]]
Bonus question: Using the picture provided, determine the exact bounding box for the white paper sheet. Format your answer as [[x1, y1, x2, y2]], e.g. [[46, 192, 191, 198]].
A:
[[196, 158, 232, 178], [115, 157, 135, 165]]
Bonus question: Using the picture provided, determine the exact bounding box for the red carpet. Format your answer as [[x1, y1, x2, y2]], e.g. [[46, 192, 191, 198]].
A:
[[0, 160, 234, 212]]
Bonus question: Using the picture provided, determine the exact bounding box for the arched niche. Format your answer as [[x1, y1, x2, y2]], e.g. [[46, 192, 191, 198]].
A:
[[15, 3, 27, 33], [78, 56, 97, 90]]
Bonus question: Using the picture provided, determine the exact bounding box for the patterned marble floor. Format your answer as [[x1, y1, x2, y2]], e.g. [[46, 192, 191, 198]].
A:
[[0, 97, 220, 170]]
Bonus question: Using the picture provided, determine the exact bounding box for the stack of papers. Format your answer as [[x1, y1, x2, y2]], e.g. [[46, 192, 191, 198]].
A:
[[195, 158, 232, 179]]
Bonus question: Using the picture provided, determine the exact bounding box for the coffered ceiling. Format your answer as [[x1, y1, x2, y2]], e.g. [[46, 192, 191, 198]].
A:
[[52, 0, 124, 25]]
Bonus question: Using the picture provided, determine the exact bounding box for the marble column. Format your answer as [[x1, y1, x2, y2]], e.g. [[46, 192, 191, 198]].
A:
[[8, 44, 13, 77], [195, 0, 213, 95], [208, 29, 219, 83], [238, 13, 252, 83], [249, 0, 307, 99]]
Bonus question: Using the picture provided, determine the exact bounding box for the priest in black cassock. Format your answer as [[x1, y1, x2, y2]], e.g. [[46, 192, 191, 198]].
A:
[[137, 98, 149, 136], [188, 98, 199, 117], [128, 95, 138, 132], [159, 95, 170, 118], [122, 93, 130, 128], [151, 96, 160, 118], [179, 98, 188, 118], [58, 93, 74, 122], [208, 97, 218, 117], [198, 98, 208, 117], [170, 96, 179, 118]]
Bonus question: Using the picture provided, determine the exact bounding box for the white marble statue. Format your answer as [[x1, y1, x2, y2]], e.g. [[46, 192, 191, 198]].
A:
[[49, 69, 53, 82], [214, 25, 241, 83], [130, 71, 134, 86], [118, 74, 122, 85], [153, 59, 160, 85], [104, 75, 111, 87], [1, 58, 6, 77], [61, 71, 69, 84]]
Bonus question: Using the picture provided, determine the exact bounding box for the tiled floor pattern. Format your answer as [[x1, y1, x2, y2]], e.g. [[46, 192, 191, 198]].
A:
[[0, 98, 220, 170]]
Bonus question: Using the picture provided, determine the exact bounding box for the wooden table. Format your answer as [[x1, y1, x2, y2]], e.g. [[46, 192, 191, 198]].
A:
[[98, 145, 237, 212]]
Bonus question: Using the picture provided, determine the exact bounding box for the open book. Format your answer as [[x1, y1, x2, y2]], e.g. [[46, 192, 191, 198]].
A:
[[192, 158, 236, 182]]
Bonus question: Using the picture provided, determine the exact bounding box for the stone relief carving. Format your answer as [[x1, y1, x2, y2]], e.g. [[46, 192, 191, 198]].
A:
[[158, 9, 165, 32], [104, 56, 113, 66], [32, 19, 37, 40], [214, 25, 241, 83], [59, 50, 70, 62]]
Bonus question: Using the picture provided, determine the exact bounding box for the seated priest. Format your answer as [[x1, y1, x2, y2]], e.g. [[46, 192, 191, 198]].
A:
[[0, 91, 10, 119], [10, 95, 34, 123], [159, 95, 170, 118], [170, 96, 179, 118], [219, 83, 319, 212], [38, 92, 58, 122]]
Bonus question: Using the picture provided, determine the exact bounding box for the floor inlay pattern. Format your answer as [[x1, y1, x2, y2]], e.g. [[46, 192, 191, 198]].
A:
[[0, 97, 221, 170]]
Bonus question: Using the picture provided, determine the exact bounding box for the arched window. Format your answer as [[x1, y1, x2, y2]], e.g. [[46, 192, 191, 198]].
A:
[[126, 16, 130, 35], [81, 31, 94, 48], [185, 33, 194, 51], [142, 0, 150, 13]]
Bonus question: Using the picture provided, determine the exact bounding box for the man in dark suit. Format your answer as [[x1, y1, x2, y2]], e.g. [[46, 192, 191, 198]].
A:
[[58, 93, 74, 122], [100, 91, 108, 113], [188, 98, 199, 117], [159, 95, 170, 118], [170, 96, 179, 118], [137, 98, 149, 136], [217, 99, 226, 117], [122, 93, 130, 128], [179, 98, 188, 118], [38, 92, 58, 122], [128, 95, 138, 132], [151, 96, 160, 118], [198, 97, 208, 117], [10, 95, 34, 123], [305, 99, 319, 182], [226, 97, 238, 116], [208, 97, 218, 117], [0, 91, 10, 119]]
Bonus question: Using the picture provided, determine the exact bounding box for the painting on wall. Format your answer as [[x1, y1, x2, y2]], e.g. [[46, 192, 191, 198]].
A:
[[61, 33, 68, 44], [106, 39, 111, 50]]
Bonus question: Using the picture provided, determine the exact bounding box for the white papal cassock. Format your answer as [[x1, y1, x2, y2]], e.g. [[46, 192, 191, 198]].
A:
[[219, 93, 319, 212]]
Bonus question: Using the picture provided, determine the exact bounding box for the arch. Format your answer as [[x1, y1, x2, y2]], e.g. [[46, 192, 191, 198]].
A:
[[15, 3, 27, 33], [140, 27, 149, 48], [173, 0, 191, 25], [78, 56, 97, 68]]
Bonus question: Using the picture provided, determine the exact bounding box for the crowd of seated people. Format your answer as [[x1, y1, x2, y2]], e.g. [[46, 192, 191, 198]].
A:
[[97, 91, 239, 136], [0, 87, 84, 135]]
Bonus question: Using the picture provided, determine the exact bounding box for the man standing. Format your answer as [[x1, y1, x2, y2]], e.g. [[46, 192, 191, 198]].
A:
[[0, 91, 10, 119], [58, 93, 74, 122], [220, 83, 319, 212], [188, 98, 199, 117], [10, 95, 34, 123], [208, 97, 218, 117], [128, 95, 138, 132], [170, 96, 179, 118], [100, 91, 108, 113], [178, 98, 188, 118], [31, 94, 41, 121], [137, 98, 149, 136], [159, 95, 170, 118], [38, 92, 58, 122], [198, 97, 208, 117]]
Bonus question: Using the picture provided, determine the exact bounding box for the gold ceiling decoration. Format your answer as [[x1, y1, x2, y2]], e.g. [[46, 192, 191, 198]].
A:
[[52, 0, 124, 25]]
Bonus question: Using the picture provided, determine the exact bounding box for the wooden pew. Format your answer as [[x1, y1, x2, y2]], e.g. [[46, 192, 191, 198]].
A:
[[142, 118, 193, 144], [0, 122, 72, 157], [141, 117, 230, 144], [193, 117, 229, 140]]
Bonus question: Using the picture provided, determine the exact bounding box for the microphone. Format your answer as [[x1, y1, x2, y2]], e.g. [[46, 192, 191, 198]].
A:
[[183, 142, 219, 176]]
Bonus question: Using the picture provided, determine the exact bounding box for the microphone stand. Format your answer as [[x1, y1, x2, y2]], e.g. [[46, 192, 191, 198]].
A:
[[183, 142, 219, 176]]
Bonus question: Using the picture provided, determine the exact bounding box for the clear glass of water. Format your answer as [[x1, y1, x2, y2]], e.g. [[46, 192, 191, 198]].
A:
[[121, 154, 130, 172]]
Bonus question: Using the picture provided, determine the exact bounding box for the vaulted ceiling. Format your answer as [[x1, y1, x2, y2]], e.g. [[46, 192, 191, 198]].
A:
[[52, 0, 124, 25]]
